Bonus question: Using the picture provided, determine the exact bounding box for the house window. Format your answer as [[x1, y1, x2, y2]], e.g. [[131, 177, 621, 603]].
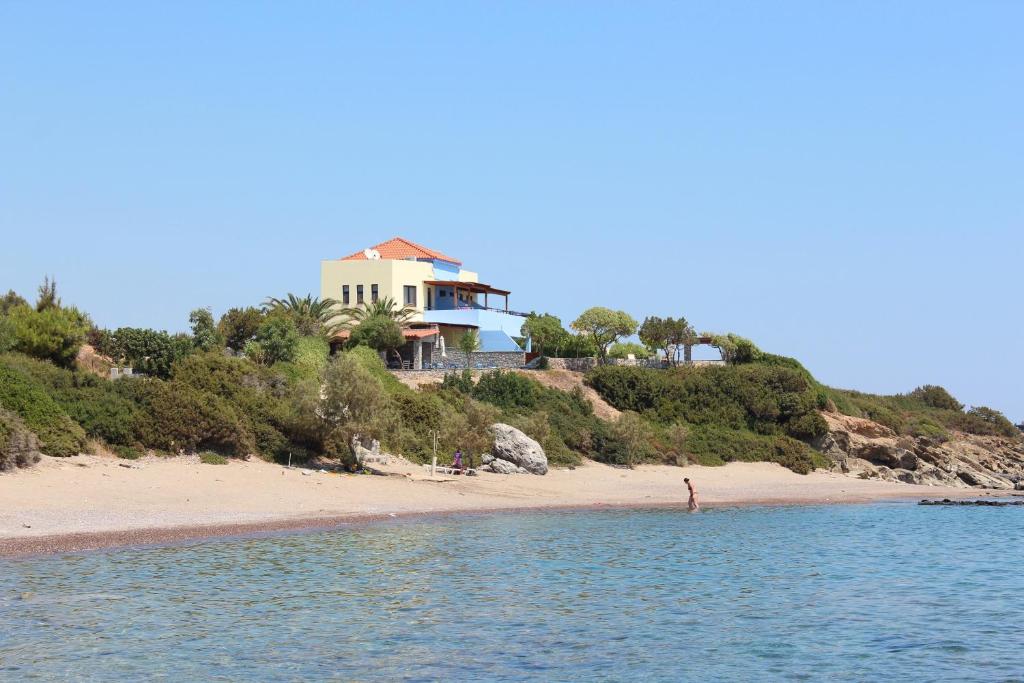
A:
[[404, 285, 417, 307], [342, 285, 350, 305], [356, 285, 364, 304], [371, 284, 379, 303]]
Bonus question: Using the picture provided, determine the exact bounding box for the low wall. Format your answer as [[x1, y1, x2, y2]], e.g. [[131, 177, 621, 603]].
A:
[[433, 350, 525, 369], [545, 357, 599, 372]]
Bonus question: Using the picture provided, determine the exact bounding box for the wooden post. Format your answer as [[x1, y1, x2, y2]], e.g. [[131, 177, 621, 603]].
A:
[[430, 431, 438, 476]]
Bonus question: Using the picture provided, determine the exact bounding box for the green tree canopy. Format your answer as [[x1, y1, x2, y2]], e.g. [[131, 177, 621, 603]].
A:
[[607, 342, 652, 359], [710, 333, 761, 364], [35, 276, 61, 312], [909, 385, 963, 411], [189, 308, 223, 351], [570, 307, 637, 361], [0, 290, 28, 315], [248, 315, 300, 365], [97, 327, 194, 378], [520, 313, 567, 357], [217, 307, 265, 351], [638, 316, 696, 365], [5, 304, 91, 368], [458, 329, 481, 368], [349, 314, 405, 363]]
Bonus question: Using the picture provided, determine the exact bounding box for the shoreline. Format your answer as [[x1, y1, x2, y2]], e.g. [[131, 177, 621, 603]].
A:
[[0, 495, 973, 559], [0, 454, 997, 558]]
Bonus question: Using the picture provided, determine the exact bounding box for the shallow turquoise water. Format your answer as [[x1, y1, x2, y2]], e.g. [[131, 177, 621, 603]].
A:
[[2, 504, 1023, 681]]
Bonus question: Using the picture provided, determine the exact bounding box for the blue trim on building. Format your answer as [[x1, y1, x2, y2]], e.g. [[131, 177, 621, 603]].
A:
[[478, 330, 523, 352], [423, 309, 526, 338], [432, 260, 460, 279]]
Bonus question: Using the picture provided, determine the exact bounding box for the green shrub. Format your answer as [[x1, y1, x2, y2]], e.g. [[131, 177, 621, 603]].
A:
[[472, 370, 537, 410], [115, 377, 254, 456], [199, 451, 229, 465], [189, 308, 223, 351], [785, 412, 829, 441], [253, 315, 300, 365], [0, 361, 86, 457], [344, 345, 407, 394], [218, 307, 265, 351], [5, 304, 90, 368], [440, 369, 474, 394], [909, 385, 963, 411], [1, 352, 142, 446], [0, 316, 15, 353], [95, 327, 194, 379], [0, 407, 41, 470], [171, 351, 299, 458], [683, 425, 820, 474], [951, 407, 1020, 438], [112, 444, 143, 460], [826, 386, 1020, 441], [592, 411, 659, 467], [508, 410, 581, 467], [586, 364, 822, 438], [292, 335, 330, 379], [906, 416, 950, 442], [607, 342, 652, 359]]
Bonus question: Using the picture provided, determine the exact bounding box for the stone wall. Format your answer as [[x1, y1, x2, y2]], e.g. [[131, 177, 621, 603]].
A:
[[433, 350, 525, 369], [544, 357, 599, 372]]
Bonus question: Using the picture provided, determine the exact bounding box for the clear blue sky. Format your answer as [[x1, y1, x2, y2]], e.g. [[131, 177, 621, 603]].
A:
[[2, 2, 1021, 420]]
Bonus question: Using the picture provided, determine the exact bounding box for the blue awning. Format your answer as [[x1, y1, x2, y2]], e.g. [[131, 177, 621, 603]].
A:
[[478, 330, 523, 352]]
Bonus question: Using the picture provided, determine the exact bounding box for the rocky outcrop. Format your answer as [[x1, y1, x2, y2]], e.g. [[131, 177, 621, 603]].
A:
[[816, 412, 1024, 489], [0, 408, 41, 471], [481, 424, 548, 475], [350, 435, 395, 465]]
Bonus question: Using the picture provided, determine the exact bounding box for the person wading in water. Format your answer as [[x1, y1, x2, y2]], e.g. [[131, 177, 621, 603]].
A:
[[684, 477, 699, 512]]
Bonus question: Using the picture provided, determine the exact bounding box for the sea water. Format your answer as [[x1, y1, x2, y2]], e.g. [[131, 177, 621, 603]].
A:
[[2, 504, 1023, 681]]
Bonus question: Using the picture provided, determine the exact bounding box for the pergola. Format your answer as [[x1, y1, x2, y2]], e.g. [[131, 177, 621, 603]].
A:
[[423, 280, 511, 311]]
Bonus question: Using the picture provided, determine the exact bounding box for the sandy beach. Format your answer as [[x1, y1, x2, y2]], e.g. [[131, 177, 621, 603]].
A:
[[0, 453, 992, 557]]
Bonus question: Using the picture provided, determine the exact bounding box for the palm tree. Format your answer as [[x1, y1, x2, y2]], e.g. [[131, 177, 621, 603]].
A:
[[338, 296, 417, 327], [262, 293, 343, 336]]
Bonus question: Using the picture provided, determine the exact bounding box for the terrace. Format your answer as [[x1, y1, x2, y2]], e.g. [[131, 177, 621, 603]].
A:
[[422, 280, 528, 339]]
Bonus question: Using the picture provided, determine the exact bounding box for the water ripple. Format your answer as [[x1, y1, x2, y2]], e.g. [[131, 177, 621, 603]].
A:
[[2, 504, 1024, 681]]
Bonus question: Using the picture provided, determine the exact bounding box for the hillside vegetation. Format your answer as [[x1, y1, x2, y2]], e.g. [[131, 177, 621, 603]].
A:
[[0, 280, 1018, 476]]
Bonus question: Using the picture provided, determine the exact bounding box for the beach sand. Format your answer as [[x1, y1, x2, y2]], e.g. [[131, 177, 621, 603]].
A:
[[0, 454, 987, 556]]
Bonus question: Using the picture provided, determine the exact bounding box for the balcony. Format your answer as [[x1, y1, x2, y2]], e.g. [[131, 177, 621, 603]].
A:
[[421, 307, 527, 338]]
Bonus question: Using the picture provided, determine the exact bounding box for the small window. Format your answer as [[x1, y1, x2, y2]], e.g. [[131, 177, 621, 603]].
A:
[[404, 285, 417, 307], [356, 285, 364, 304], [371, 284, 379, 303], [342, 285, 350, 305]]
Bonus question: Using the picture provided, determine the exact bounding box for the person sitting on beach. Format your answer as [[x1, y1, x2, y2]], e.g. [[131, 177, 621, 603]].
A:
[[452, 449, 463, 473], [684, 477, 699, 512]]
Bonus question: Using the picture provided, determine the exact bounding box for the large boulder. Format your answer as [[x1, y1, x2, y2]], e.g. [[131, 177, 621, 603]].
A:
[[489, 423, 548, 475], [482, 458, 526, 475]]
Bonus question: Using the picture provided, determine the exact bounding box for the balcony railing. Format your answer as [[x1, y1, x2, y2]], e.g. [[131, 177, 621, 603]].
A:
[[425, 304, 529, 317]]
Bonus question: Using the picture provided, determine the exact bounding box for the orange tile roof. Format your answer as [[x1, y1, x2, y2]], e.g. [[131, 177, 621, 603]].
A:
[[341, 237, 461, 266]]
